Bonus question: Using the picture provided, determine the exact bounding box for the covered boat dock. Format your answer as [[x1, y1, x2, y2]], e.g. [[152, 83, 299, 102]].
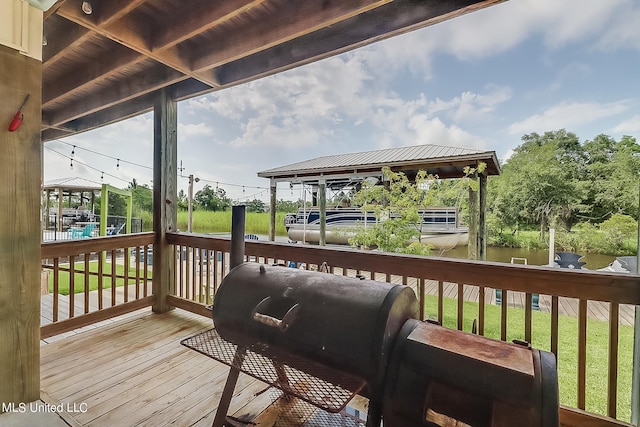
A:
[[258, 143, 501, 259]]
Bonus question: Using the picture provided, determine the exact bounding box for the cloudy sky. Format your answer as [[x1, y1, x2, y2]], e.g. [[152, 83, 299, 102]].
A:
[[43, 0, 640, 204]]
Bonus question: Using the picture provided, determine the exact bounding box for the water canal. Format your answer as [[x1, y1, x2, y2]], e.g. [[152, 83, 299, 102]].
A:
[[437, 245, 617, 270], [231, 233, 618, 271]]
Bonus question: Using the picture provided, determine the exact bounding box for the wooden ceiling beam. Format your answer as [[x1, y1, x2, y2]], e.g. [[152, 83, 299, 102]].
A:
[[152, 0, 267, 50], [213, 0, 503, 86], [56, 0, 220, 88], [44, 47, 142, 105], [90, 0, 148, 26], [43, 92, 157, 142], [191, 0, 391, 71], [45, 64, 186, 128]]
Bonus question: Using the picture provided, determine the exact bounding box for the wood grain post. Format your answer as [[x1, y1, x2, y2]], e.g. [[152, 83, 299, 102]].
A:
[[468, 169, 479, 260], [0, 44, 42, 405], [479, 172, 487, 261], [153, 88, 177, 313], [269, 179, 276, 241], [319, 179, 326, 246]]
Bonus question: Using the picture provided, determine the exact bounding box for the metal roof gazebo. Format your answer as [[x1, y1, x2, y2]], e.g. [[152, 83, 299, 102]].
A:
[[258, 143, 501, 259], [42, 177, 102, 233]]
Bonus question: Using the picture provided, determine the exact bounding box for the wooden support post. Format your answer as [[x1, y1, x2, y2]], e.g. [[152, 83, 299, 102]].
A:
[[479, 172, 487, 261], [153, 88, 177, 313], [0, 43, 42, 405], [269, 180, 276, 241], [467, 170, 479, 260], [319, 179, 326, 246]]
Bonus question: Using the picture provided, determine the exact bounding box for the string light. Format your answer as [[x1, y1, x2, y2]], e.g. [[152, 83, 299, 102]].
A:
[[46, 144, 286, 197]]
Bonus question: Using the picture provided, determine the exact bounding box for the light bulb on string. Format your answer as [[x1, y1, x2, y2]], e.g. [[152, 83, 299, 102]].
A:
[[71, 145, 75, 157], [116, 159, 120, 170], [70, 159, 74, 169], [100, 172, 104, 181]]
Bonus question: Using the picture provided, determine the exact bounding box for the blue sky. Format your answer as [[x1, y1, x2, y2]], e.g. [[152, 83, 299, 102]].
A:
[[44, 0, 640, 204]]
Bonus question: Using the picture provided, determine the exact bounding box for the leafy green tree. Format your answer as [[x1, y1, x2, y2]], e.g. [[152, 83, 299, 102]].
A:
[[275, 199, 308, 213], [490, 130, 588, 235], [194, 184, 231, 211], [177, 189, 188, 211], [348, 167, 434, 255], [128, 179, 152, 214], [245, 199, 266, 213], [584, 134, 640, 221]]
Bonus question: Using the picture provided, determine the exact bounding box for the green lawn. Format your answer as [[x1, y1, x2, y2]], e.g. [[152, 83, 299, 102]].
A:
[[47, 260, 152, 296], [426, 295, 633, 421]]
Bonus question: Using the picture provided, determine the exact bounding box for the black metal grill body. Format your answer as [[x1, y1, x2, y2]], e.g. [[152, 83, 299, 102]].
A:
[[210, 262, 559, 427], [212, 262, 419, 395], [382, 319, 559, 427]]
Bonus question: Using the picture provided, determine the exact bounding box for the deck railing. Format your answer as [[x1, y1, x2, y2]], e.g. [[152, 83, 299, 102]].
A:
[[40, 232, 154, 338], [166, 231, 639, 427]]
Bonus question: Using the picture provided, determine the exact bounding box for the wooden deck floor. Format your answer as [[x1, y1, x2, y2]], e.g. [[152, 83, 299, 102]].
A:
[[40, 308, 266, 427]]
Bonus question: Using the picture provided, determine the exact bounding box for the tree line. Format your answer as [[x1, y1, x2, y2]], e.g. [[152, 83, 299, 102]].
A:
[[488, 130, 639, 235]]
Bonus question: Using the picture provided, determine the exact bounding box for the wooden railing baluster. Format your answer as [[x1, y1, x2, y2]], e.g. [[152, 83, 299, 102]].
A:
[[578, 299, 588, 410], [608, 302, 620, 418], [525, 293, 532, 344]]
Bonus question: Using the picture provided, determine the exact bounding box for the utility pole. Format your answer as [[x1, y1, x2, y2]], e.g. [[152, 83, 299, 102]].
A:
[[188, 174, 199, 232], [631, 169, 640, 426]]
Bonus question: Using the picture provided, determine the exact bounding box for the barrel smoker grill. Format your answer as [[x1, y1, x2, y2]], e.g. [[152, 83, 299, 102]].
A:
[[207, 263, 559, 427]]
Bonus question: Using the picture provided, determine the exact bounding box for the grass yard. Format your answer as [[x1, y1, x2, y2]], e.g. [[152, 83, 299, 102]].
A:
[[424, 295, 634, 421], [47, 259, 152, 296]]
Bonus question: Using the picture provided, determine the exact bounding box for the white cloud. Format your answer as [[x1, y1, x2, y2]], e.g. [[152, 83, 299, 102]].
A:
[[508, 101, 631, 135], [178, 122, 214, 142], [356, 0, 637, 78], [408, 116, 488, 150], [611, 115, 640, 133]]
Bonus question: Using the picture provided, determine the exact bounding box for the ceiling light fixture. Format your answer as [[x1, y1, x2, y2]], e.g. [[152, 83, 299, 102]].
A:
[[81, 1, 92, 14]]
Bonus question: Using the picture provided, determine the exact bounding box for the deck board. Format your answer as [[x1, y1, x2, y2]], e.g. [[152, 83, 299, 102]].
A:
[[40, 309, 264, 427]]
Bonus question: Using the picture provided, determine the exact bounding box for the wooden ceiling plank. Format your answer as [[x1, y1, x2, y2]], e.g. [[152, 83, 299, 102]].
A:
[[46, 65, 187, 127], [191, 0, 392, 71], [152, 0, 267, 50], [43, 20, 91, 67], [44, 48, 142, 105], [43, 92, 157, 142], [56, 3, 220, 88]]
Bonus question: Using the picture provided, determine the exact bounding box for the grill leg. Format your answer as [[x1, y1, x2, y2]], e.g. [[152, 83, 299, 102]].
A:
[[212, 348, 246, 427], [366, 399, 382, 427]]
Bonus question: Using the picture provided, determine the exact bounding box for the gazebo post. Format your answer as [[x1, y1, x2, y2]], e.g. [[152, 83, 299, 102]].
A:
[[468, 169, 479, 260], [479, 172, 487, 261], [269, 179, 276, 241], [319, 179, 326, 246]]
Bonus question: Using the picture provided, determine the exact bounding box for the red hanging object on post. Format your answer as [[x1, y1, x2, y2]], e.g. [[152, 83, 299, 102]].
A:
[[8, 94, 30, 132]]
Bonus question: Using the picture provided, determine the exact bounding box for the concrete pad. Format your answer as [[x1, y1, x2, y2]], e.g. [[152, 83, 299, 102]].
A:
[[0, 401, 71, 427]]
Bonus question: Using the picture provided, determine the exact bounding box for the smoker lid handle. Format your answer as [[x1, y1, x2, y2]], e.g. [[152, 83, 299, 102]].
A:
[[252, 297, 300, 332]]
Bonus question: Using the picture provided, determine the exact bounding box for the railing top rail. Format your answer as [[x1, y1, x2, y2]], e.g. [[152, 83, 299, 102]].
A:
[[167, 232, 640, 305], [41, 232, 154, 258]]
